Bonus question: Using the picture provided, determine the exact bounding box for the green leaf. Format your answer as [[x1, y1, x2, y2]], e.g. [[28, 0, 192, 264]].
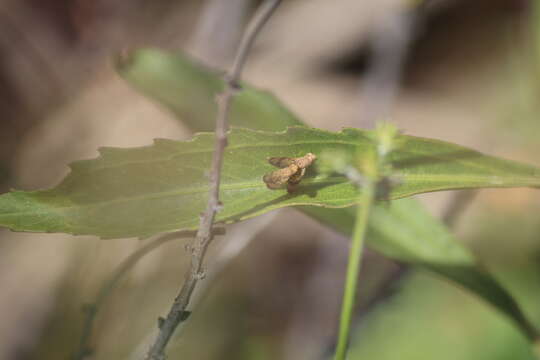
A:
[[1, 126, 539, 239], [116, 49, 302, 132]]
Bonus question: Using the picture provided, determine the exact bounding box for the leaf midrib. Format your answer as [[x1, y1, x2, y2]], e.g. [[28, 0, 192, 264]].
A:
[[2, 177, 344, 217], [5, 170, 539, 220]]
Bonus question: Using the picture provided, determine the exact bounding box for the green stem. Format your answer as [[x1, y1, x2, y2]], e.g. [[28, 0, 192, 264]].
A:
[[334, 180, 375, 360]]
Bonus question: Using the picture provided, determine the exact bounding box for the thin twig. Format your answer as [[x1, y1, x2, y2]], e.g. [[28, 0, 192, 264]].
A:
[[72, 230, 224, 360], [143, 1, 282, 359], [189, 0, 252, 68], [227, 0, 280, 86]]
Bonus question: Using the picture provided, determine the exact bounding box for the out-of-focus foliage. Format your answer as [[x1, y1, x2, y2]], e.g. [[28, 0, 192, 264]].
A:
[[348, 272, 537, 360], [116, 49, 302, 132]]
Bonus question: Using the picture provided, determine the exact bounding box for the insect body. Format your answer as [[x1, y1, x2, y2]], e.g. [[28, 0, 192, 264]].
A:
[[263, 153, 316, 193]]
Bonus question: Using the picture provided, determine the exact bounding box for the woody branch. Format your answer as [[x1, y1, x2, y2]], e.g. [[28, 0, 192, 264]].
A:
[[143, 1, 282, 359]]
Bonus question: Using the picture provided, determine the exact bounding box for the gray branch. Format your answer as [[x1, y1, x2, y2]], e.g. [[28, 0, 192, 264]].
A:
[[189, 0, 253, 68], [72, 230, 222, 360], [143, 1, 282, 359]]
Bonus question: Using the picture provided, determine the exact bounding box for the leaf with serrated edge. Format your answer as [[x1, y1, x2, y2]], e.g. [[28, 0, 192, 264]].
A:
[[1, 126, 539, 240]]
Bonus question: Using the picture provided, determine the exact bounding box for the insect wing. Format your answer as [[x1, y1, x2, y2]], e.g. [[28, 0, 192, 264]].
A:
[[263, 165, 299, 189], [268, 157, 295, 168], [287, 167, 306, 185]]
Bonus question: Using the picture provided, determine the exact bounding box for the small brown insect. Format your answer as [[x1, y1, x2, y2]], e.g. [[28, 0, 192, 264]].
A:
[[263, 153, 316, 193]]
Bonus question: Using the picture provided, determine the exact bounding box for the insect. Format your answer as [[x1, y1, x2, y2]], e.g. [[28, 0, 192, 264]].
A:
[[263, 153, 316, 193]]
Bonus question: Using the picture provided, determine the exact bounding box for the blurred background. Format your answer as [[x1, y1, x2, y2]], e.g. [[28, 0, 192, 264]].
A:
[[0, 0, 540, 359]]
